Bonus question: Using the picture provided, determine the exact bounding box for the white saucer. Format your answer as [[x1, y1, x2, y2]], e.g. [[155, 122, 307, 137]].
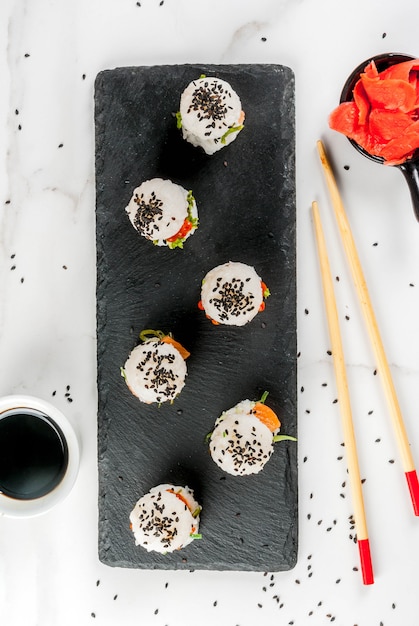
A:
[[0, 395, 80, 518]]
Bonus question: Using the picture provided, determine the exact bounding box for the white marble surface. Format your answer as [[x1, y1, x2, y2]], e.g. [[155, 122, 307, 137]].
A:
[[1, 0, 419, 624]]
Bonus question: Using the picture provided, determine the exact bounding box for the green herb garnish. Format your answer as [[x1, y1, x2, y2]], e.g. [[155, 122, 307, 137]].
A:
[[139, 329, 166, 342], [273, 434, 297, 443], [259, 391, 269, 404], [192, 506, 202, 518], [175, 110, 182, 129], [220, 124, 244, 144]]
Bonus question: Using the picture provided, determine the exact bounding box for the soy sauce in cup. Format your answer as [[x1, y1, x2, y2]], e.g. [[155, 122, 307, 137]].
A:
[[0, 408, 69, 500]]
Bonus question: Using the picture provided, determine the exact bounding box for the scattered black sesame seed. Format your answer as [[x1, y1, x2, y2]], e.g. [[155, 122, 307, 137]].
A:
[[373, 242, 378, 247], [327, 350, 332, 356], [159, 0, 164, 5], [154, 608, 159, 615], [58, 143, 64, 148], [96, 580, 100, 586], [389, 459, 395, 464], [304, 308, 309, 315], [344, 164, 350, 170], [91, 613, 96, 619], [113, 594, 118, 601], [20, 277, 24, 283], [5, 199, 11, 204], [382, 32, 387, 38], [261, 37, 267, 42], [213, 600, 218, 606], [24, 53, 30, 58]]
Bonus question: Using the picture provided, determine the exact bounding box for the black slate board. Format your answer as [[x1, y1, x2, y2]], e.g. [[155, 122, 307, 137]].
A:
[[95, 64, 297, 571]]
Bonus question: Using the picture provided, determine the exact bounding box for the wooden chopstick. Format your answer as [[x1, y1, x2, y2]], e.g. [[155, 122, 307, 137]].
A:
[[317, 139, 419, 516], [312, 200, 374, 585]]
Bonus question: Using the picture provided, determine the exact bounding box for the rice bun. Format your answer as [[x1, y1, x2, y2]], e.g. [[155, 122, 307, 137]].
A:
[[179, 76, 245, 155]]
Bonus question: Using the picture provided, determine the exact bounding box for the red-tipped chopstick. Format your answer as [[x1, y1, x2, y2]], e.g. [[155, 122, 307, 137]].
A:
[[317, 140, 419, 516], [312, 200, 374, 585]]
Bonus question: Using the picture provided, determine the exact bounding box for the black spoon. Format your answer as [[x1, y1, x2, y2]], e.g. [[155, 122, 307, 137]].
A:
[[340, 52, 419, 222]]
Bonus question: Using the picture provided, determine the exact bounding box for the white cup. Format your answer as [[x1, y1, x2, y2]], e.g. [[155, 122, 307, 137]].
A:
[[0, 395, 80, 518]]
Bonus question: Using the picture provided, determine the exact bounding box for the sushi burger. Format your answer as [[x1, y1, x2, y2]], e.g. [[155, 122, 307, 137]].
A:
[[208, 394, 296, 476], [178, 75, 245, 155], [129, 484, 201, 553], [121, 330, 189, 404], [199, 261, 270, 326], [125, 178, 198, 248]]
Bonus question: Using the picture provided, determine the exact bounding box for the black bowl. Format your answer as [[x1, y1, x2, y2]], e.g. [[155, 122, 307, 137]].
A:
[[339, 52, 419, 221]]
